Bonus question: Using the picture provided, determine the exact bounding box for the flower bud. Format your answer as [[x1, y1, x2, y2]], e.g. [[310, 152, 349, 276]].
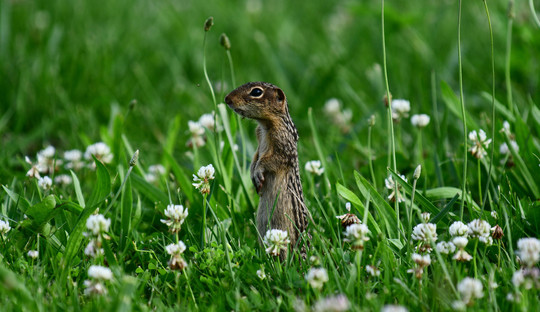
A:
[[204, 17, 214, 32], [413, 165, 422, 180], [220, 33, 231, 50]]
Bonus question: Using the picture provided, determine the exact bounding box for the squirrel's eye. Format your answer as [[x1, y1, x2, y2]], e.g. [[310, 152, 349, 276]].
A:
[[249, 88, 263, 97]]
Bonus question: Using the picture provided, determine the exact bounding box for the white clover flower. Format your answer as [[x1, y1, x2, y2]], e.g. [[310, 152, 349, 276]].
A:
[[501, 120, 511, 135], [192, 164, 215, 195], [256, 268, 266, 280], [165, 241, 186, 256], [38, 176, 53, 191], [381, 305, 409, 312], [27, 250, 39, 259], [366, 265, 380, 277], [313, 294, 350, 312], [85, 142, 113, 165], [457, 277, 484, 305], [512, 270, 526, 288], [0, 220, 11, 235], [436, 241, 456, 254], [323, 98, 341, 115], [84, 280, 107, 296], [343, 223, 370, 250], [412, 253, 431, 267], [187, 120, 206, 148], [84, 240, 103, 258], [516, 237, 540, 267], [511, 268, 539, 290], [160, 204, 188, 233], [467, 219, 492, 245], [499, 141, 519, 155], [420, 212, 431, 223], [391, 99, 410, 120], [411, 223, 437, 242], [64, 149, 84, 170], [411, 114, 430, 128], [468, 129, 492, 159], [305, 267, 329, 289], [323, 98, 352, 130], [88, 265, 113, 280], [385, 174, 407, 203], [85, 214, 111, 236], [452, 236, 472, 262], [451, 300, 466, 311], [38, 145, 56, 159], [449, 221, 469, 237], [453, 250, 472, 262], [199, 112, 221, 132], [305, 160, 324, 176], [54, 174, 73, 186], [263, 229, 290, 256], [25, 155, 46, 178], [145, 164, 166, 183], [490, 211, 498, 220]]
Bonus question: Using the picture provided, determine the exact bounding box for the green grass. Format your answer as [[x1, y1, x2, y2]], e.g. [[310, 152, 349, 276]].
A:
[[1, 0, 540, 311]]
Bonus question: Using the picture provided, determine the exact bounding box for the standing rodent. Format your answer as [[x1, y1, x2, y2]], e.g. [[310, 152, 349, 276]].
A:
[[225, 82, 309, 258]]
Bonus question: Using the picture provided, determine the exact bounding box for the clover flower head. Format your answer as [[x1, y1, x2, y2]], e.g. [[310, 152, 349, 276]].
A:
[[449, 221, 469, 238], [85, 214, 111, 236], [436, 241, 456, 254], [313, 294, 350, 312], [343, 223, 370, 250], [305, 160, 324, 176], [256, 268, 266, 280], [391, 99, 410, 120], [84, 240, 104, 258], [27, 250, 39, 259], [411, 223, 437, 242], [88, 265, 113, 280], [199, 111, 221, 132], [305, 267, 329, 289], [83, 280, 107, 296], [411, 114, 430, 128], [166, 241, 186, 256], [457, 277, 484, 305], [54, 174, 73, 186], [385, 174, 407, 203], [420, 212, 431, 223], [187, 120, 206, 148], [263, 229, 290, 256], [512, 268, 540, 289], [381, 305, 409, 312], [0, 220, 11, 235], [499, 141, 519, 155], [192, 164, 215, 195], [38, 176, 53, 191], [468, 129, 492, 159], [145, 164, 166, 183], [160, 204, 189, 233], [85, 142, 113, 165], [366, 265, 380, 277], [166, 241, 188, 271], [467, 219, 492, 245], [516, 237, 540, 267], [452, 237, 472, 262], [64, 149, 84, 170]]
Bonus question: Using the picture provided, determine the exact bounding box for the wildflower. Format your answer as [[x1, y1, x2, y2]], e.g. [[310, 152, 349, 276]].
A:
[[199, 112, 221, 132], [36, 145, 59, 173], [457, 277, 484, 306], [411, 223, 437, 243], [54, 174, 73, 186], [310, 255, 321, 266], [385, 174, 407, 203], [324, 98, 341, 115], [313, 294, 350, 312], [0, 220, 11, 236], [467, 219, 492, 245], [408, 253, 431, 279], [145, 164, 166, 183], [323, 98, 352, 131], [166, 241, 188, 271], [305, 160, 324, 176], [85, 142, 113, 165], [84, 240, 103, 258], [204, 16, 213, 32], [420, 212, 431, 223], [499, 141, 519, 155], [343, 223, 370, 250], [413, 165, 422, 180], [84, 265, 113, 296], [305, 267, 329, 289], [192, 164, 215, 195], [27, 250, 39, 259], [501, 120, 511, 135], [187, 120, 206, 148], [366, 265, 381, 277], [85, 214, 111, 236], [411, 114, 430, 128], [512, 268, 540, 289], [160, 204, 189, 233], [38, 176, 53, 191], [516, 237, 540, 267], [263, 229, 290, 256], [64, 149, 84, 170], [25, 156, 43, 179], [490, 210, 498, 219], [453, 237, 472, 262], [436, 241, 456, 254], [391, 99, 410, 120], [491, 225, 503, 240], [468, 129, 492, 159], [381, 304, 408, 312], [256, 268, 266, 280], [449, 221, 469, 237]]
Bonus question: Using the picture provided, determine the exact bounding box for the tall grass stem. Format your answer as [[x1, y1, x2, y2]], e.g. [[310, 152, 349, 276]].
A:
[[457, 0, 468, 220]]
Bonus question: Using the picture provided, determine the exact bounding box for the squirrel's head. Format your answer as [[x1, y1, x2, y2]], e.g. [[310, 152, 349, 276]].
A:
[[224, 82, 288, 121]]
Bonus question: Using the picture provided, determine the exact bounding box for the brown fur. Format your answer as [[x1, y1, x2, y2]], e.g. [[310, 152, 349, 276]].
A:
[[225, 82, 309, 259]]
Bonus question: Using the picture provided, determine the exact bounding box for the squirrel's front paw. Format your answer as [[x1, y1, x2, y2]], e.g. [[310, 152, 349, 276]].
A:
[[251, 169, 265, 194]]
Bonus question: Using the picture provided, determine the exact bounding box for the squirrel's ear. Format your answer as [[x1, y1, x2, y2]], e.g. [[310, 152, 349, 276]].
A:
[[275, 88, 286, 109]]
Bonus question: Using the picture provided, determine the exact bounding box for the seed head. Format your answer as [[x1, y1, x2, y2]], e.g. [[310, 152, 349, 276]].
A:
[[220, 33, 231, 50], [204, 17, 214, 32]]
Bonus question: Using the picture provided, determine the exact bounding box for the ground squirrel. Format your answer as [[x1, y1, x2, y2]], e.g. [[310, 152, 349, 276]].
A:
[[225, 82, 309, 258]]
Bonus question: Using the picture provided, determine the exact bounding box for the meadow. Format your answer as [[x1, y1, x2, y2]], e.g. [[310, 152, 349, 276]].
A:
[[1, 0, 539, 311]]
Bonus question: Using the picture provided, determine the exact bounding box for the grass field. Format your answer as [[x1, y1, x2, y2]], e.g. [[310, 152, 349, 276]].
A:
[[1, 0, 540, 311]]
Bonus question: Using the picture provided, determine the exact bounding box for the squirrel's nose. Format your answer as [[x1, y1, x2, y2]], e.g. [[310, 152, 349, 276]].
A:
[[224, 94, 233, 106]]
